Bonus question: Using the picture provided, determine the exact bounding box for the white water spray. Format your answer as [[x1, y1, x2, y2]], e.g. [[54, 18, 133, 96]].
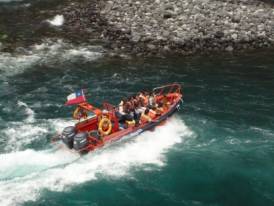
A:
[[0, 39, 103, 77], [2, 101, 75, 152], [0, 117, 193, 206], [46, 15, 64, 27]]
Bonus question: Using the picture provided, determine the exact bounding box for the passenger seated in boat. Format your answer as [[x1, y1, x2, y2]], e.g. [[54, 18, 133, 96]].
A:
[[126, 119, 135, 128], [148, 108, 157, 119], [137, 93, 146, 108], [161, 95, 170, 111], [133, 95, 139, 107], [138, 93, 143, 104], [138, 91, 144, 97], [140, 108, 152, 124], [120, 98, 127, 113], [124, 100, 135, 127], [124, 98, 134, 121], [148, 92, 157, 109], [156, 102, 164, 116], [126, 96, 140, 125], [142, 91, 149, 106], [134, 99, 143, 125], [136, 97, 146, 113], [116, 98, 127, 122]]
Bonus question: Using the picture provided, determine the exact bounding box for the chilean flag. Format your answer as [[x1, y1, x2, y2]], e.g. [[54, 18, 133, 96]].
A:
[[65, 89, 86, 106]]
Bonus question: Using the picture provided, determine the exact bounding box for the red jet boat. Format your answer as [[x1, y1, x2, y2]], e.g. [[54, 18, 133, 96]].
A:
[[53, 83, 183, 154]]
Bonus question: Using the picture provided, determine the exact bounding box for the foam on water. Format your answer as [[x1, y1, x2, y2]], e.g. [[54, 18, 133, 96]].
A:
[[2, 117, 76, 152], [250, 126, 274, 138], [17, 101, 35, 123], [0, 53, 40, 77], [46, 15, 64, 26], [0, 39, 103, 77], [0, 117, 193, 206], [0, 149, 79, 181], [1, 101, 75, 152]]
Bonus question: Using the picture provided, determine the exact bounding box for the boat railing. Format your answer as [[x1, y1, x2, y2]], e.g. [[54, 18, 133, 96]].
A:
[[152, 83, 182, 96], [102, 102, 116, 112]]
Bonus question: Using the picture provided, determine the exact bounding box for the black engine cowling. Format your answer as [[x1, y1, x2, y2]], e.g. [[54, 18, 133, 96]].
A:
[[61, 126, 76, 149], [73, 132, 89, 151]]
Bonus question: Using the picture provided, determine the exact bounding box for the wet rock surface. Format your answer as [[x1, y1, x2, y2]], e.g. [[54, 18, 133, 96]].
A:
[[98, 0, 274, 55], [0, 0, 105, 52], [1, 0, 274, 56]]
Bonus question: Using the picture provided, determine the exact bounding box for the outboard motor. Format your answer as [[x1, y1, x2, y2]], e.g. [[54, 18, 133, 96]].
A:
[[61, 126, 76, 149], [73, 132, 89, 151]]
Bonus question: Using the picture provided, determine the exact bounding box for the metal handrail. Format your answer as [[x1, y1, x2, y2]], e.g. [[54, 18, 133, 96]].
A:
[[153, 83, 182, 95]]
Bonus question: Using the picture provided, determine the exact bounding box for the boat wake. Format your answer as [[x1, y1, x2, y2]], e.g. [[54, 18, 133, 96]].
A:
[[0, 117, 193, 206], [1, 101, 75, 152]]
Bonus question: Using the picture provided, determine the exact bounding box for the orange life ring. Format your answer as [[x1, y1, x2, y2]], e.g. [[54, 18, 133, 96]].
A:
[[98, 117, 112, 136]]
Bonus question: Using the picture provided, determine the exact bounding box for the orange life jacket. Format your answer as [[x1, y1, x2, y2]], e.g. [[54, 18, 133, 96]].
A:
[[148, 110, 156, 119], [140, 114, 151, 123], [156, 107, 164, 115]]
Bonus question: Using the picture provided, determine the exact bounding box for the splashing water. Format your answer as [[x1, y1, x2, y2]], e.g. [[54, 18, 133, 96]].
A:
[[17, 101, 35, 123], [0, 117, 193, 206], [0, 39, 103, 77], [46, 15, 64, 26], [1, 101, 75, 152]]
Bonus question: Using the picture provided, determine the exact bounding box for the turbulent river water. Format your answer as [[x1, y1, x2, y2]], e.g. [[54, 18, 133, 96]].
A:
[[0, 39, 274, 206], [1, 1, 274, 206]]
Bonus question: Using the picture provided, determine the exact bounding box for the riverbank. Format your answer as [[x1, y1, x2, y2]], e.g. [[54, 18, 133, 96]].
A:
[[0, 0, 274, 56], [98, 0, 274, 55]]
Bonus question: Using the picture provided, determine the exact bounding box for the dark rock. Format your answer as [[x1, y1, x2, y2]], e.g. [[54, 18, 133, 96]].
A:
[[57, 0, 274, 56], [225, 45, 234, 52], [232, 16, 241, 23], [163, 12, 173, 19], [215, 31, 224, 38], [147, 43, 156, 50]]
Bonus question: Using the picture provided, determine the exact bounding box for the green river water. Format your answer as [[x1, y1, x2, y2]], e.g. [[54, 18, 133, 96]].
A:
[[0, 47, 273, 206], [0, 1, 274, 205]]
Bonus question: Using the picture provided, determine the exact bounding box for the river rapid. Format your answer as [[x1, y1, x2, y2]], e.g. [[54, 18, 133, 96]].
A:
[[1, 1, 274, 206]]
